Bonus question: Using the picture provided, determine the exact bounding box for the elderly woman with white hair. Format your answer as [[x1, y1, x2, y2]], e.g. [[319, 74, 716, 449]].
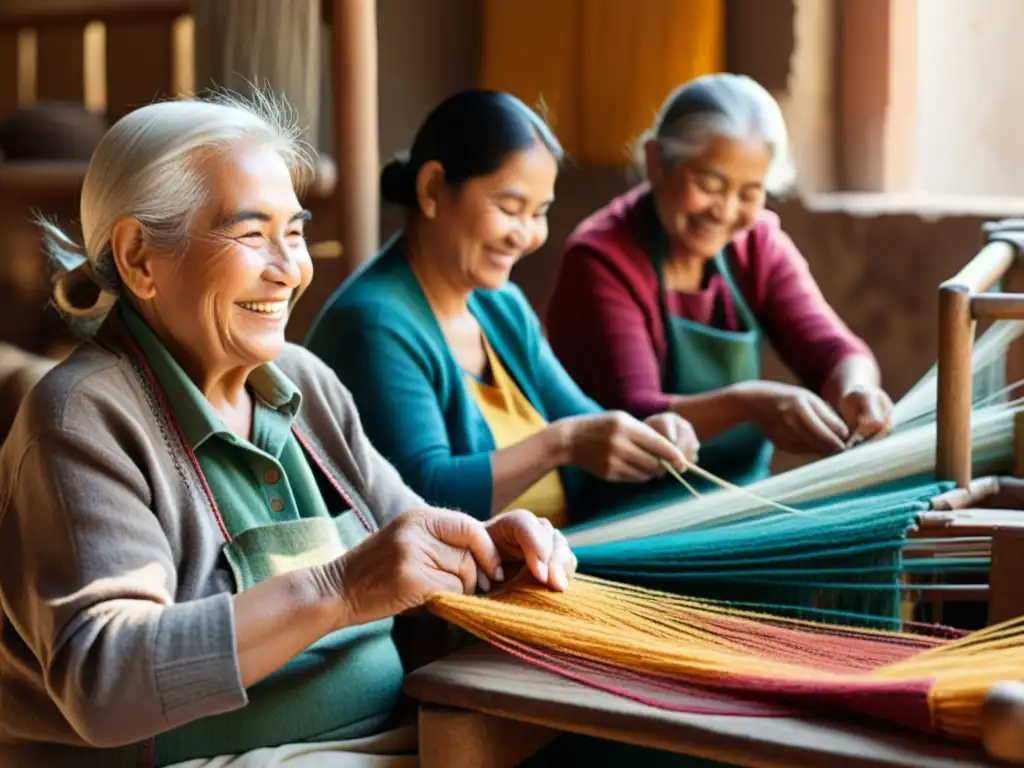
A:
[[546, 74, 894, 488], [0, 93, 576, 768]]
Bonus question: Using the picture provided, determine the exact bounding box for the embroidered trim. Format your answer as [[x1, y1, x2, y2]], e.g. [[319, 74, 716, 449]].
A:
[[292, 426, 375, 534], [111, 321, 233, 544], [110, 318, 374, 542], [109, 328, 191, 493]]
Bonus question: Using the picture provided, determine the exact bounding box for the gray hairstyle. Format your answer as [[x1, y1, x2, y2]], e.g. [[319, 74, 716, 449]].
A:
[[641, 73, 795, 195], [44, 88, 315, 334]]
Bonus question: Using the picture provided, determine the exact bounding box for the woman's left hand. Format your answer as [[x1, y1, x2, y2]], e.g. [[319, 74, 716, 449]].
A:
[[837, 384, 894, 443], [484, 509, 577, 591]]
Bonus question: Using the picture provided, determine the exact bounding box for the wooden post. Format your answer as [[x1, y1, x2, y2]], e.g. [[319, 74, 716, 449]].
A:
[[331, 0, 379, 276], [1002, 255, 1024, 479], [838, 0, 917, 191], [988, 528, 1024, 624], [936, 283, 974, 487], [192, 0, 322, 146]]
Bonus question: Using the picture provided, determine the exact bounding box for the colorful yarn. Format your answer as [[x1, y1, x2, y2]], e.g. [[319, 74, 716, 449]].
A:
[[429, 575, 1024, 745], [569, 477, 954, 627]]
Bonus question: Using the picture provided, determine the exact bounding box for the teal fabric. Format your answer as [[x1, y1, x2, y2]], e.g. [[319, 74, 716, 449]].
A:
[[570, 476, 957, 628], [154, 623, 404, 766], [649, 202, 773, 488], [119, 303, 405, 764], [305, 234, 610, 522]]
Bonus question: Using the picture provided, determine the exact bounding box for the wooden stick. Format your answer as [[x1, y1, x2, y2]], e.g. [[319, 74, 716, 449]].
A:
[[936, 283, 974, 487], [946, 240, 1016, 294]]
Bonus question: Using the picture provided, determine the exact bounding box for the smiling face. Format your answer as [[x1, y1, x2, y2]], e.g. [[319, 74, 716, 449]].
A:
[[646, 133, 771, 260], [120, 141, 313, 375], [420, 141, 558, 291]]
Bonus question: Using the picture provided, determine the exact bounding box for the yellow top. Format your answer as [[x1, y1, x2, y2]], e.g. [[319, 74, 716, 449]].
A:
[[464, 337, 569, 528]]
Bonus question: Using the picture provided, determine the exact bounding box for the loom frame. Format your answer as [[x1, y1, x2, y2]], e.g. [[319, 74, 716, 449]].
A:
[[398, 227, 1024, 768], [936, 226, 1024, 486], [405, 643, 1002, 768], [930, 224, 1024, 624]]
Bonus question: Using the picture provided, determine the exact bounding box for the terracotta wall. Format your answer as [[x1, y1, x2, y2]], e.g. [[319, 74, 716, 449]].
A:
[[916, 0, 1024, 196]]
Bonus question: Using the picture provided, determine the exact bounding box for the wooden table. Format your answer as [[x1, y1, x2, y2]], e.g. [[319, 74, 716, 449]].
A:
[[404, 644, 1002, 768]]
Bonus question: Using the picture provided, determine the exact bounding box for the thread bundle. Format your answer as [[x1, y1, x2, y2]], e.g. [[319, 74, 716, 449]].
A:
[[429, 575, 1024, 745]]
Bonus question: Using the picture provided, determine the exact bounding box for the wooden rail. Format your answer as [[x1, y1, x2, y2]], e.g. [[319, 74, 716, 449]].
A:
[[0, 0, 189, 26], [936, 232, 1024, 488]]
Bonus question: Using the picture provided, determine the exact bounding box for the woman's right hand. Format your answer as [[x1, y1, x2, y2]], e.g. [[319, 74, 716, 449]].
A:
[[326, 508, 503, 628], [557, 411, 697, 482], [732, 381, 849, 456]]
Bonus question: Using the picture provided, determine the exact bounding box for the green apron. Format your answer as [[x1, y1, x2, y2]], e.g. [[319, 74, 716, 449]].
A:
[[649, 208, 773, 489], [154, 513, 408, 766]]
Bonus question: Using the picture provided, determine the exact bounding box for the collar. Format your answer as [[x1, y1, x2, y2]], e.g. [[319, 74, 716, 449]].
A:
[[117, 300, 302, 449]]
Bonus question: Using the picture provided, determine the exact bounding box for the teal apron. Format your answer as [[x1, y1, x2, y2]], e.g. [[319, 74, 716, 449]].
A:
[[154, 513, 411, 766], [649, 205, 774, 489]]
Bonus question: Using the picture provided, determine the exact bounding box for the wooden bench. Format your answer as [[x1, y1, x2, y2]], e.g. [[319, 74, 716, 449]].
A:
[[405, 643, 1001, 768]]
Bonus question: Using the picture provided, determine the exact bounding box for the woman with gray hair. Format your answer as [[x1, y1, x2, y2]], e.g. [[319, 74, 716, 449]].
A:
[[547, 73, 893, 488], [0, 93, 575, 767]]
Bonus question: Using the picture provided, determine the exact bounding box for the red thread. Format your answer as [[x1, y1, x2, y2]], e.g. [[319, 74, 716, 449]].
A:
[[114, 323, 233, 544], [292, 426, 374, 534]]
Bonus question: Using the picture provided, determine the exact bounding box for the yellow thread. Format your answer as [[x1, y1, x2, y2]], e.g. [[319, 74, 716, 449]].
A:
[[429, 575, 1024, 745]]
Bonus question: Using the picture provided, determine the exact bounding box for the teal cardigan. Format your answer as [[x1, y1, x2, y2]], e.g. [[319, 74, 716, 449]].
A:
[[305, 235, 604, 521]]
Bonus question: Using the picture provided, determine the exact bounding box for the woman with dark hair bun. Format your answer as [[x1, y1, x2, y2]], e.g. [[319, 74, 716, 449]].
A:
[[306, 90, 700, 528]]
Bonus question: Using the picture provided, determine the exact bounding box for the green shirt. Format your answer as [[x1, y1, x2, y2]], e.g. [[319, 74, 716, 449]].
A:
[[120, 301, 337, 534], [119, 304, 405, 764]]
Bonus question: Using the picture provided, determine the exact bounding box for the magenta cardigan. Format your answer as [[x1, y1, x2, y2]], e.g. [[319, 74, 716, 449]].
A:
[[545, 185, 873, 418]]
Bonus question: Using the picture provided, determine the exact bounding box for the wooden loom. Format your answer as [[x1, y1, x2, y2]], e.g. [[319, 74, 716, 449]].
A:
[[403, 226, 1024, 768], [924, 224, 1024, 626]]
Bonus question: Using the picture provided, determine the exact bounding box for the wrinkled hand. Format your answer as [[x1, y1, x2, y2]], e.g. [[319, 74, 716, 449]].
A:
[[331, 508, 501, 627], [485, 508, 577, 591], [331, 507, 576, 628], [644, 412, 700, 469], [931, 477, 1024, 511], [734, 381, 849, 456], [561, 411, 700, 482], [837, 384, 893, 443]]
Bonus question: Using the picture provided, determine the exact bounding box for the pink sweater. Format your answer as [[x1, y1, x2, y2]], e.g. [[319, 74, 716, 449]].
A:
[[546, 185, 873, 418]]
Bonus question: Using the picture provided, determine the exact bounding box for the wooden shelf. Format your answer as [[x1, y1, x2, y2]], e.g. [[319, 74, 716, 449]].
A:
[[0, 155, 339, 198], [0, 0, 189, 27], [0, 161, 87, 198], [0, 156, 337, 202]]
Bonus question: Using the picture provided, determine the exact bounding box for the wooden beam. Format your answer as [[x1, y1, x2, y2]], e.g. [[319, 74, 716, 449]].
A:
[[839, 0, 917, 192], [105, 14, 177, 123], [989, 528, 1024, 624], [0, 31, 18, 121], [331, 0, 379, 276], [35, 24, 85, 103]]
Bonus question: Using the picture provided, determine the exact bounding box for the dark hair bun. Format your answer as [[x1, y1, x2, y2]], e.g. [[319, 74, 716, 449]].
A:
[[379, 157, 417, 208], [380, 91, 564, 214]]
